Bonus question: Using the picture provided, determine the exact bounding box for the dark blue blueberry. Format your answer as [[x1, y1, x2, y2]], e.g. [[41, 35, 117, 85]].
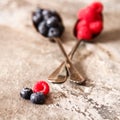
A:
[[30, 92, 45, 104], [35, 8, 43, 14], [38, 21, 48, 37], [32, 12, 43, 30], [48, 27, 61, 37], [32, 8, 64, 38], [51, 11, 62, 22], [20, 88, 33, 100], [42, 10, 53, 20], [58, 23, 64, 34], [46, 16, 59, 28]]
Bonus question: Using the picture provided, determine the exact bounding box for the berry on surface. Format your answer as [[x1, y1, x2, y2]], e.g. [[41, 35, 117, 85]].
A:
[[33, 81, 50, 95], [20, 88, 33, 100], [30, 92, 45, 104]]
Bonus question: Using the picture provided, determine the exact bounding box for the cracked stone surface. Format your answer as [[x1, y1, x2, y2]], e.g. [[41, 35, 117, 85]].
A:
[[0, 0, 120, 120]]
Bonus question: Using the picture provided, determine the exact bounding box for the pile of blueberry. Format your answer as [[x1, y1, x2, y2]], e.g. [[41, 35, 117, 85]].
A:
[[32, 8, 64, 38], [20, 81, 50, 104], [74, 2, 103, 41]]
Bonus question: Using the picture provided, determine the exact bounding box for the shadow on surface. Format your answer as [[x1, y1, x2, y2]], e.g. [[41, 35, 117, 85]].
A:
[[73, 51, 94, 87], [93, 29, 120, 43]]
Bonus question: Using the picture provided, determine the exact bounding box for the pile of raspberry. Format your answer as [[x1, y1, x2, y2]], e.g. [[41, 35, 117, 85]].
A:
[[32, 8, 64, 38], [75, 2, 103, 40]]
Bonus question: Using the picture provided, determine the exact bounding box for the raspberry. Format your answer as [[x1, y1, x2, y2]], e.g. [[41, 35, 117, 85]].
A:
[[77, 26, 92, 40], [76, 20, 88, 31], [76, 2, 104, 41], [95, 13, 103, 21], [90, 2, 103, 13], [33, 81, 50, 95], [89, 21, 103, 34], [77, 7, 97, 22], [77, 8, 85, 20]]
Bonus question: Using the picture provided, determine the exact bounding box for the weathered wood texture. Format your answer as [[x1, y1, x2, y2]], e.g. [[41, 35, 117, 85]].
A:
[[0, 0, 120, 120]]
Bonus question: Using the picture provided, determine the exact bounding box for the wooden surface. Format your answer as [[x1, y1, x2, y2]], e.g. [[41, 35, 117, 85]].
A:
[[0, 0, 120, 120]]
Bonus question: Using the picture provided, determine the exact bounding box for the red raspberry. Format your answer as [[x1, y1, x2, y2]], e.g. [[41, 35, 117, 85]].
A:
[[89, 21, 103, 34], [95, 13, 103, 21], [33, 81, 50, 95], [77, 26, 92, 40], [77, 7, 97, 22], [90, 2, 103, 13], [76, 20, 89, 31], [77, 8, 86, 20]]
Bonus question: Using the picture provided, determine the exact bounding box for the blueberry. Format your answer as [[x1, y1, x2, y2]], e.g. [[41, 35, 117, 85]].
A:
[[38, 21, 48, 36], [58, 23, 64, 34], [42, 10, 53, 20], [30, 92, 45, 104], [32, 8, 64, 38], [20, 88, 33, 100], [46, 16, 59, 28], [48, 27, 61, 37], [35, 8, 43, 14], [32, 12, 43, 29], [51, 11, 62, 22]]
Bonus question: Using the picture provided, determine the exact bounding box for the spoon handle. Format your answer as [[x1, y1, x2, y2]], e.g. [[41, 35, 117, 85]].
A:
[[48, 62, 68, 83], [66, 60, 85, 84], [52, 38, 85, 84], [55, 38, 71, 63], [48, 40, 82, 83], [69, 40, 81, 59]]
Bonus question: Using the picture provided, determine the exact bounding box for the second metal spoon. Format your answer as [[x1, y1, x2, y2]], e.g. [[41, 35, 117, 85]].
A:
[[48, 38, 85, 84]]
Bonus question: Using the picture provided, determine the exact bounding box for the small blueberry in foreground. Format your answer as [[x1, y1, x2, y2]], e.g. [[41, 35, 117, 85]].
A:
[[30, 92, 45, 104], [20, 88, 33, 100]]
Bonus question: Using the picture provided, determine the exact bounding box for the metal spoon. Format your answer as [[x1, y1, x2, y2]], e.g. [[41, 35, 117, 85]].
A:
[[48, 62, 68, 83], [48, 40, 82, 83], [51, 38, 85, 84]]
